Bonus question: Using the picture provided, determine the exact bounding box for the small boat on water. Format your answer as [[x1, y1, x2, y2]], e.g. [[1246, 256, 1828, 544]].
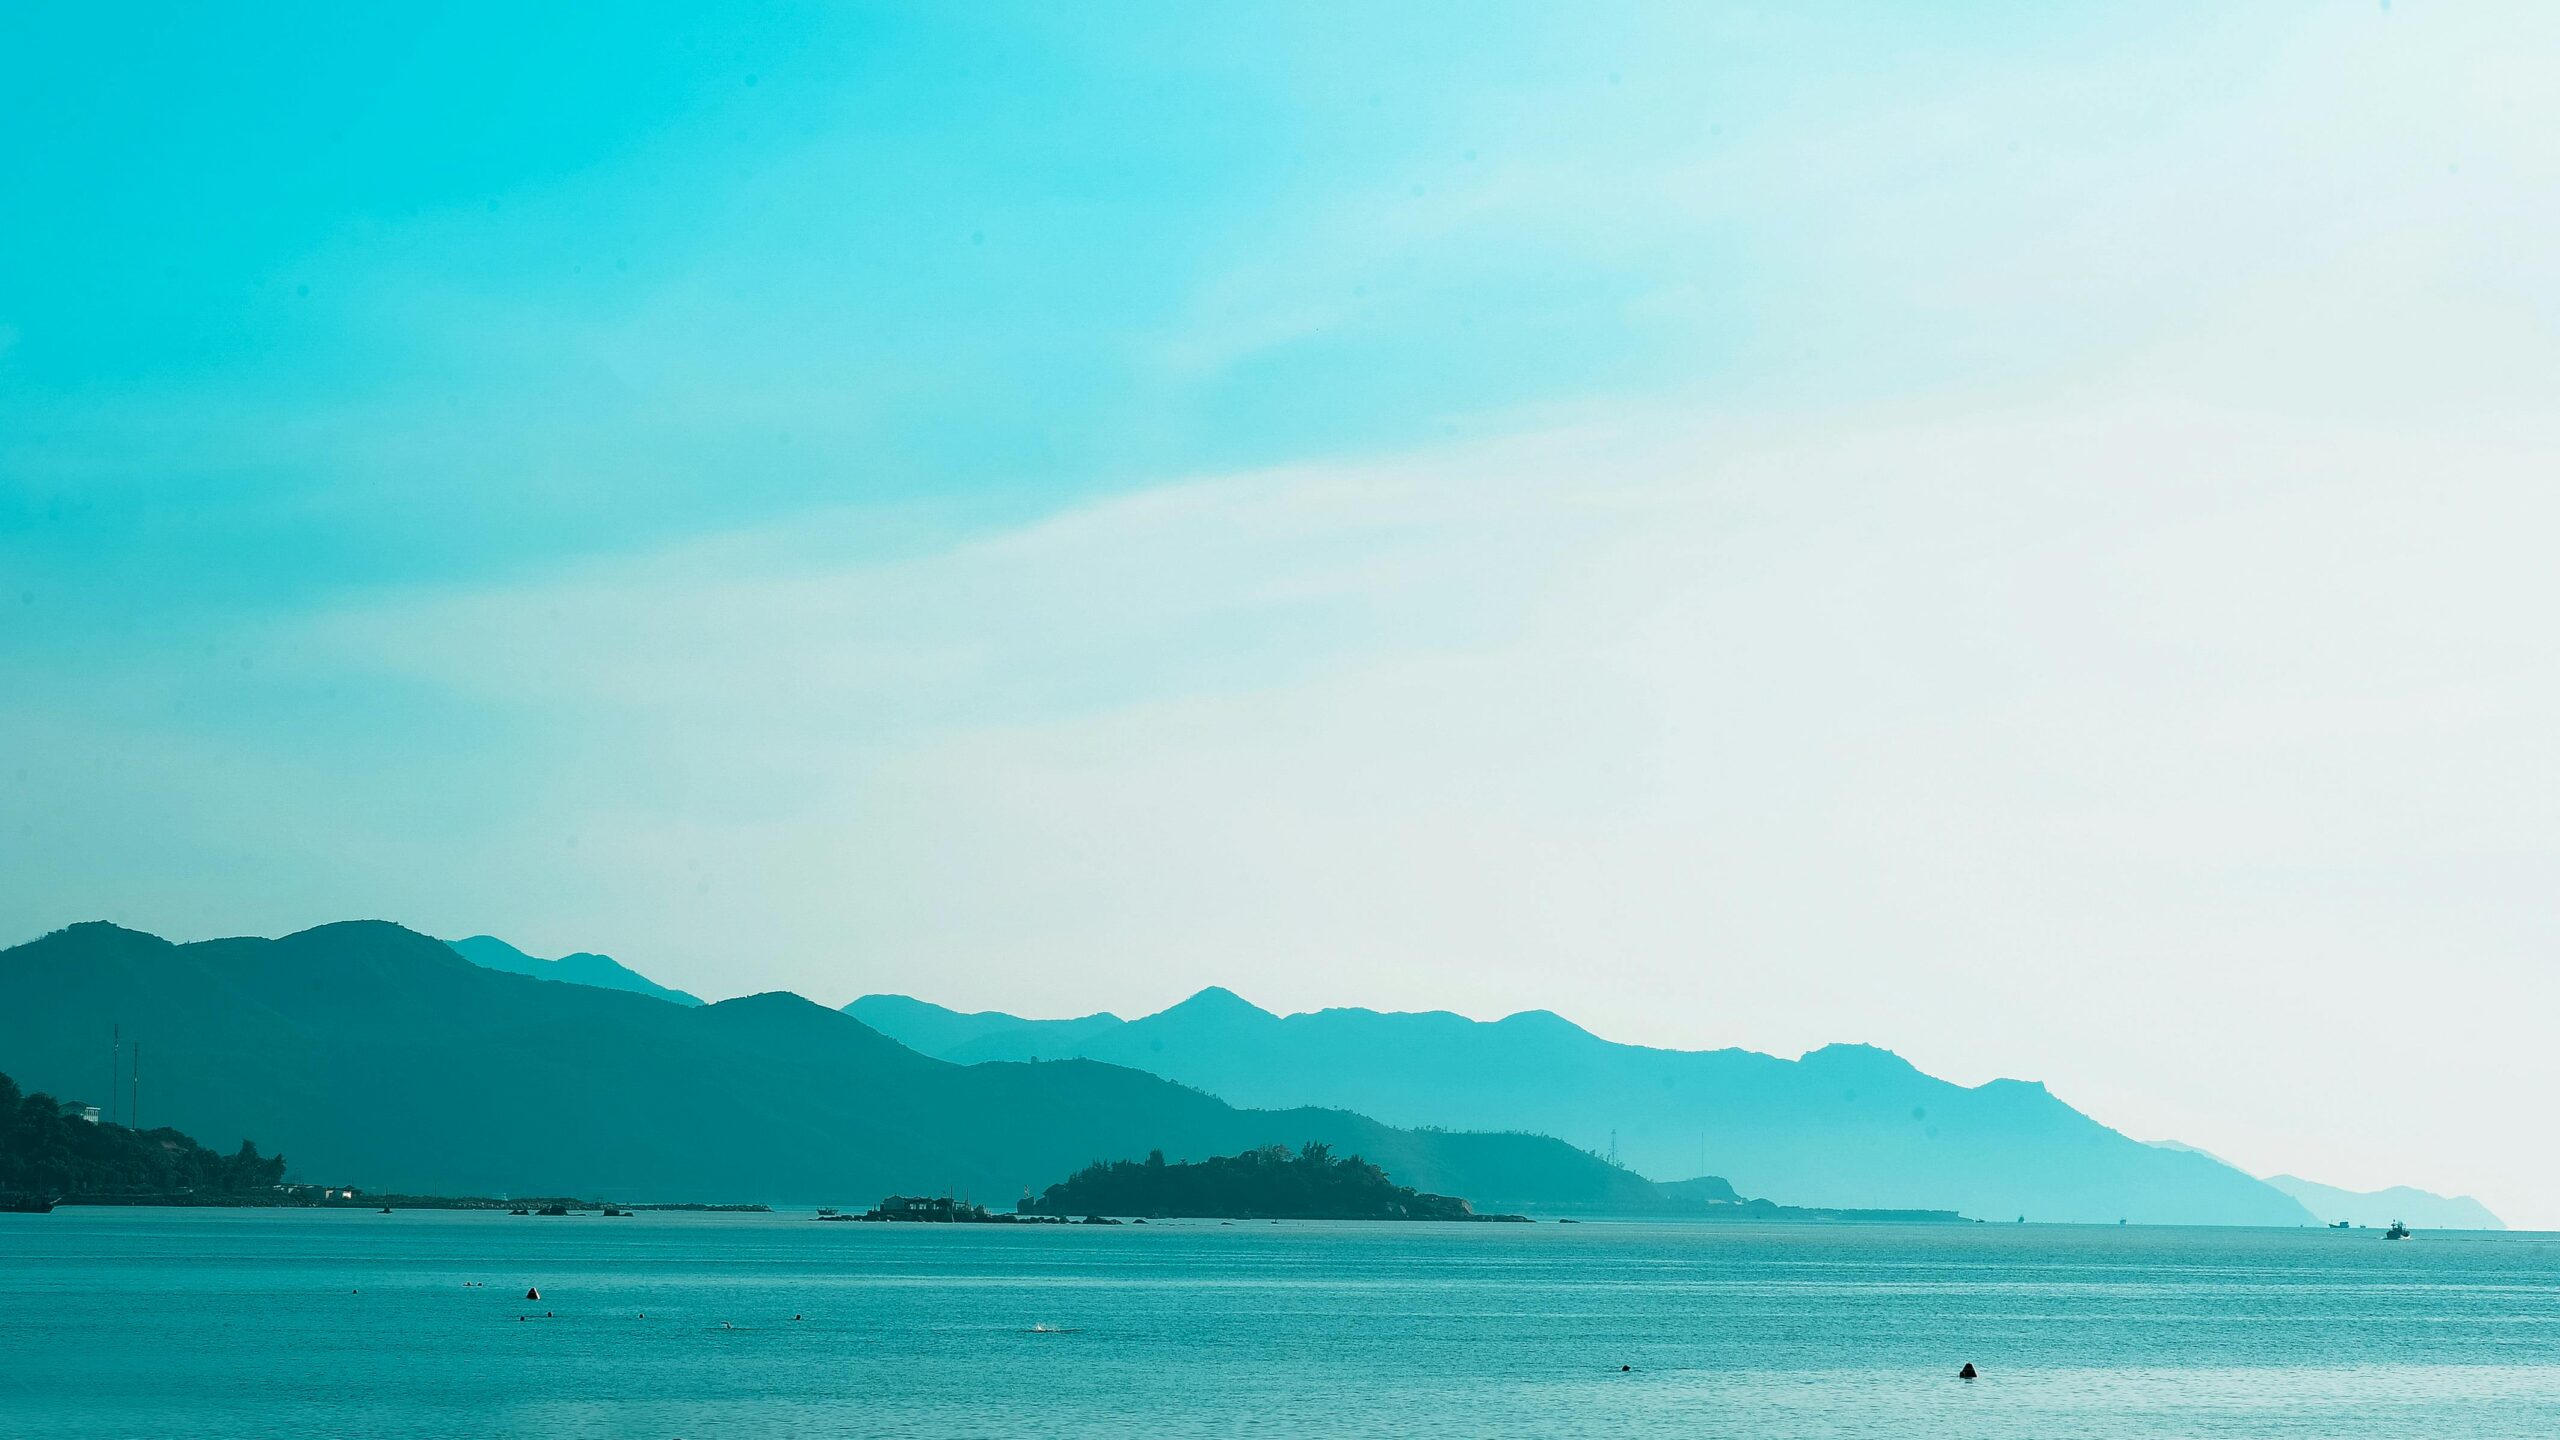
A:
[[601, 1207, 632, 1217], [2385, 1219, 2412, 1240], [3, 1194, 61, 1214], [509, 1208, 530, 1216], [536, 1204, 572, 1217]]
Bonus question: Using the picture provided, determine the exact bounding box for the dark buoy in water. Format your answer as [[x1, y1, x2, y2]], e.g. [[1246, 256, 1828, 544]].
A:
[[1959, 1363, 1978, 1380], [526, 1287, 541, 1301], [1620, 1365, 1632, 1373]]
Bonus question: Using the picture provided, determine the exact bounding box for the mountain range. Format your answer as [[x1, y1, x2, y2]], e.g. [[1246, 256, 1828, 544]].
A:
[[7, 920, 2490, 1226], [444, 935, 702, 1007], [2263, 1173, 2504, 1231], [0, 922, 1712, 1213], [849, 988, 2321, 1226]]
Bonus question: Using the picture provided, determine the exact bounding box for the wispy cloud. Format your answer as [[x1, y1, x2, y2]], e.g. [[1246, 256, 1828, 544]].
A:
[[263, 389, 2560, 1215], [11, 0, 2560, 1227]]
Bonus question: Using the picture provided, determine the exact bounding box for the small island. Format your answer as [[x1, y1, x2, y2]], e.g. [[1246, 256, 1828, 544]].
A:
[[1022, 1142, 1528, 1222], [836, 1194, 1088, 1224]]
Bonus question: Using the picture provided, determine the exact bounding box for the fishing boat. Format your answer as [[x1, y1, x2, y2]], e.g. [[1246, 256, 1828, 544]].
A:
[[2385, 1219, 2412, 1240], [3, 1194, 61, 1214]]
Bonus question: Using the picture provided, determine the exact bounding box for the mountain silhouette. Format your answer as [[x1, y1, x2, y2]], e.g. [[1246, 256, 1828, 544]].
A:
[[2263, 1173, 2503, 1230], [842, 992, 1122, 1057], [446, 934, 703, 1007], [0, 923, 1686, 1212], [848, 990, 2318, 1226]]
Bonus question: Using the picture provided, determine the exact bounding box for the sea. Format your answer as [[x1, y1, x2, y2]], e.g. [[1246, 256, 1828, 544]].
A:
[[3, 1209, 2556, 1438]]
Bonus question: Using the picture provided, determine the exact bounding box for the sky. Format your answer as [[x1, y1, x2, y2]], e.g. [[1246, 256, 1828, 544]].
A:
[[6, 2, 2559, 1222]]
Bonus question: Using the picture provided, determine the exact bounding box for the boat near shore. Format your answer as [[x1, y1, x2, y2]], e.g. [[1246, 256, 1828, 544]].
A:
[[3, 1194, 61, 1214]]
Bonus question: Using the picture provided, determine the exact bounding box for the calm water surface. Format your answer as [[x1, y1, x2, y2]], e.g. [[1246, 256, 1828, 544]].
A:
[[3, 1209, 2556, 1437]]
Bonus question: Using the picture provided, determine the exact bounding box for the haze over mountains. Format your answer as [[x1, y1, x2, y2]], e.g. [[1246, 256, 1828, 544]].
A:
[[0, 923, 1705, 1213], [445, 935, 703, 1007], [849, 988, 2324, 1227], [2263, 1174, 2505, 1232], [3, 920, 2495, 1227]]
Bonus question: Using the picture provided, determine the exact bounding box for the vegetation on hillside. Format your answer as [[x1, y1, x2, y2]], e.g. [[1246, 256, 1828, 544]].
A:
[[0, 1071, 286, 1198], [1027, 1141, 1510, 1220]]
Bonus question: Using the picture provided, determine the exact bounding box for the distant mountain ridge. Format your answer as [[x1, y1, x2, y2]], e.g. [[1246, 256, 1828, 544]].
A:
[[1, 922, 1724, 1214], [845, 993, 1120, 1057], [849, 989, 2319, 1227], [2263, 1173, 2503, 1230], [446, 935, 702, 1007]]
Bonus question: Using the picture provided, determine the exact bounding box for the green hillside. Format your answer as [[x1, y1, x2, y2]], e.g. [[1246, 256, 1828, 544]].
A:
[[1, 1070, 287, 1199]]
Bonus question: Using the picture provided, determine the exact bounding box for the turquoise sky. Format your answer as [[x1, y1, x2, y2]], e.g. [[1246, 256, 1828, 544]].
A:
[[9, 4, 2246, 617], [9, 4, 2560, 1221]]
